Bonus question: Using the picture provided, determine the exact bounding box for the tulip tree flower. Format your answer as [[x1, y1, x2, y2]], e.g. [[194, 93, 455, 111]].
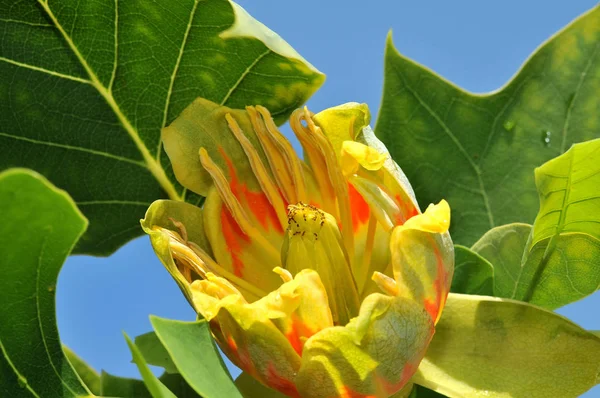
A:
[[141, 98, 454, 398]]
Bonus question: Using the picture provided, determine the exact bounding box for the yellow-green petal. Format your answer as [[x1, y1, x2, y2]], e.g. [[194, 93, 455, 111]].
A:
[[390, 201, 454, 324], [296, 293, 434, 398], [190, 280, 302, 397]]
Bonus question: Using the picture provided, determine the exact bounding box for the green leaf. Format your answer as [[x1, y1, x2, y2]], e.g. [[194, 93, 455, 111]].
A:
[[1, 0, 324, 256], [516, 138, 600, 308], [414, 293, 600, 398], [150, 316, 242, 398], [135, 332, 179, 374], [63, 346, 102, 396], [471, 223, 532, 296], [101, 372, 153, 398], [100, 371, 200, 397], [0, 168, 90, 397], [451, 245, 494, 295], [235, 372, 287, 398], [375, 5, 600, 246], [124, 333, 177, 398]]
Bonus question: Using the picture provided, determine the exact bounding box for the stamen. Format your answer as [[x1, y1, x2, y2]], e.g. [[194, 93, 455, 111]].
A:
[[168, 217, 188, 242], [256, 106, 308, 203], [372, 271, 399, 296], [247, 106, 296, 203], [297, 109, 354, 257], [290, 109, 337, 214], [225, 114, 287, 230], [199, 147, 279, 260], [273, 267, 293, 283], [162, 231, 267, 301]]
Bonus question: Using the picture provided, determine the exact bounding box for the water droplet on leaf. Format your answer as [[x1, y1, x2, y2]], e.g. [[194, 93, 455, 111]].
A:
[[541, 130, 551, 146]]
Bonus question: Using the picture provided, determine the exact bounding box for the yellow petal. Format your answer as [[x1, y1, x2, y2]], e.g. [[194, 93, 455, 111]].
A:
[[402, 200, 450, 233], [190, 277, 302, 397], [254, 268, 334, 356], [391, 200, 454, 324], [296, 293, 434, 398], [341, 141, 387, 176]]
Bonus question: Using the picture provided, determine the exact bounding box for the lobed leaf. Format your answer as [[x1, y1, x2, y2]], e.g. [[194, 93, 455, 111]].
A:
[[0, 169, 90, 397], [376, 5, 600, 246], [0, 0, 324, 255], [413, 293, 600, 398]]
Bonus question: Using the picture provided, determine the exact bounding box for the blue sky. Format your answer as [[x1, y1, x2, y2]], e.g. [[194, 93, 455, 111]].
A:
[[57, 1, 600, 396]]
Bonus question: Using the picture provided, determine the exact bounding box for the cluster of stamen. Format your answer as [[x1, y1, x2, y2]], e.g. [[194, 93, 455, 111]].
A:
[[286, 202, 326, 240]]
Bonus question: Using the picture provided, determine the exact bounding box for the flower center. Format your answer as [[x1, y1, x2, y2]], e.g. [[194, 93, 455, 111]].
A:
[[282, 202, 360, 325], [287, 203, 326, 242]]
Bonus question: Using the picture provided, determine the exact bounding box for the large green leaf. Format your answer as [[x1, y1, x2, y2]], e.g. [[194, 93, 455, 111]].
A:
[[0, 0, 324, 255], [413, 293, 600, 398], [150, 316, 242, 398], [375, 5, 600, 246], [518, 138, 600, 308], [0, 169, 90, 397], [451, 245, 494, 295]]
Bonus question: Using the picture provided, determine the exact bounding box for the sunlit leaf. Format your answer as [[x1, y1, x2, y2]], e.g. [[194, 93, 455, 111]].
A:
[[516, 138, 600, 308], [0, 169, 90, 397], [413, 293, 600, 398], [0, 0, 324, 255], [376, 5, 600, 245], [150, 316, 242, 398], [471, 223, 531, 297]]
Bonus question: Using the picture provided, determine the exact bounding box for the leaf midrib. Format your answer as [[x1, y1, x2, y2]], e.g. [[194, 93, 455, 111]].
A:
[[37, 0, 182, 201]]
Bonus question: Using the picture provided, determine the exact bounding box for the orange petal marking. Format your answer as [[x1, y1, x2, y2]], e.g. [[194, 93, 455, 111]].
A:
[[348, 182, 371, 232], [395, 194, 419, 225], [284, 314, 316, 356], [266, 362, 300, 398], [339, 386, 377, 398], [218, 147, 283, 234], [220, 207, 249, 277], [424, 241, 448, 323]]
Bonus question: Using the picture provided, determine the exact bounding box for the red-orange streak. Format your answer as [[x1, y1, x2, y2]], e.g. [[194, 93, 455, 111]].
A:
[[348, 183, 370, 232], [266, 362, 300, 398], [218, 147, 283, 234], [395, 194, 420, 226], [226, 335, 255, 376], [284, 314, 316, 356], [339, 386, 376, 398], [220, 207, 249, 277], [424, 237, 448, 322]]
